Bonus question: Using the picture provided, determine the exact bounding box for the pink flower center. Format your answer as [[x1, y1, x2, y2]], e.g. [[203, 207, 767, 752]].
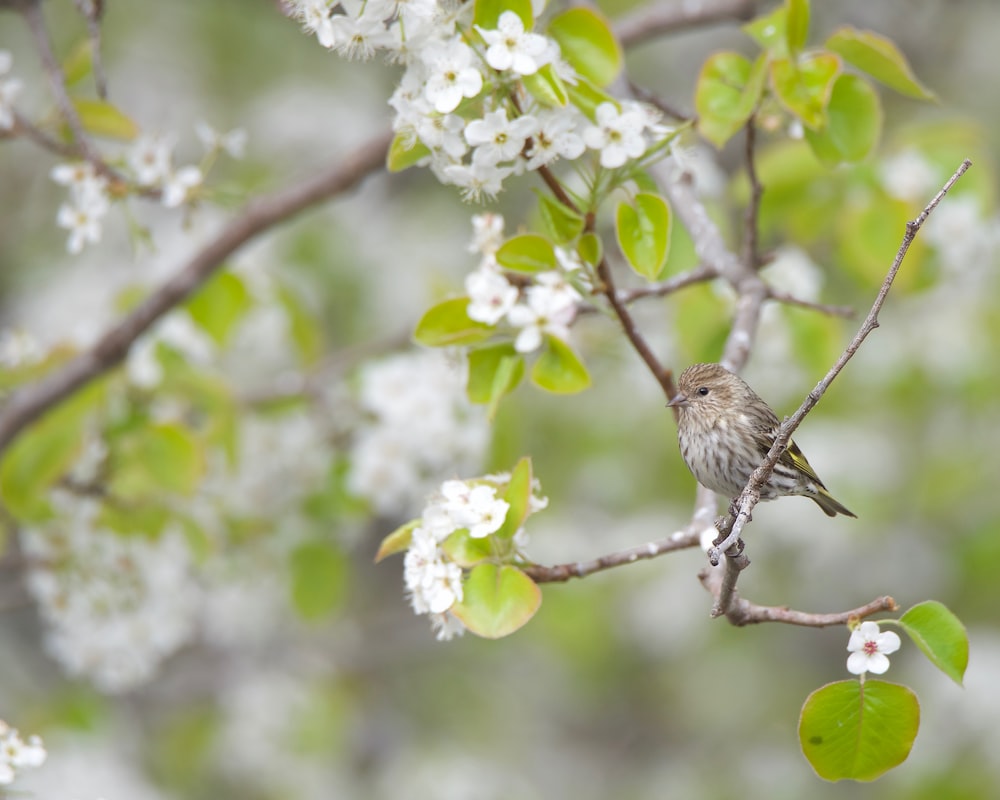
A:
[[863, 640, 879, 656]]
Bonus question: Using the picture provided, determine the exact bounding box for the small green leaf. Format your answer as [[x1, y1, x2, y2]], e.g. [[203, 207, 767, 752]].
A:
[[826, 27, 936, 100], [616, 192, 672, 280], [0, 382, 102, 521], [474, 0, 532, 30], [452, 564, 542, 638], [277, 283, 323, 367], [467, 343, 524, 409], [804, 74, 881, 165], [536, 192, 585, 244], [441, 529, 494, 567], [567, 77, 617, 121], [62, 40, 94, 88], [496, 234, 557, 273], [695, 52, 767, 148], [531, 335, 590, 394], [899, 601, 969, 686], [185, 271, 253, 347], [109, 422, 204, 498], [387, 132, 431, 172], [785, 0, 810, 54], [290, 541, 349, 621], [547, 8, 622, 87], [577, 232, 603, 266], [769, 53, 840, 130], [743, 5, 788, 56], [799, 680, 920, 782], [522, 63, 569, 108], [414, 297, 493, 347], [71, 98, 139, 141], [375, 518, 420, 562], [495, 457, 532, 539]]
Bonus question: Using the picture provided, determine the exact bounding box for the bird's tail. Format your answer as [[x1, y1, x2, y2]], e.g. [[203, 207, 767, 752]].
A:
[[811, 487, 857, 518]]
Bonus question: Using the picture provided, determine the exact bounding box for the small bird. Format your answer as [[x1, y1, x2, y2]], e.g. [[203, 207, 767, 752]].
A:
[[668, 363, 856, 518]]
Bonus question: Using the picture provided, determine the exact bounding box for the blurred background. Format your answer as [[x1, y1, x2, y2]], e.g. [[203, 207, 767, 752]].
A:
[[1, 1, 998, 798]]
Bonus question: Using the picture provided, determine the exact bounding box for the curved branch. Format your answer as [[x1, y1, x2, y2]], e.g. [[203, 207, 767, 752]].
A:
[[0, 131, 393, 455], [616, 0, 760, 48]]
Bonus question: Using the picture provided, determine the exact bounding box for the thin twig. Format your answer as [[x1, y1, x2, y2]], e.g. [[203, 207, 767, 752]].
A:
[[523, 529, 702, 583], [616, 0, 759, 48], [707, 159, 973, 616], [741, 117, 762, 272], [766, 289, 855, 318], [616, 263, 718, 304], [0, 131, 393, 456]]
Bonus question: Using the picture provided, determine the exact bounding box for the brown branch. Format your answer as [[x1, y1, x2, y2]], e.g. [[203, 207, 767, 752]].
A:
[[616, 0, 760, 48], [0, 131, 393, 456], [706, 159, 973, 616], [523, 528, 702, 583], [741, 117, 762, 272], [766, 289, 854, 318], [596, 257, 677, 402], [20, 1, 105, 169]]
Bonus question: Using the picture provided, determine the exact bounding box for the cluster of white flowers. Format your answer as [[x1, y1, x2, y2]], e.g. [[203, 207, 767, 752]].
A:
[[402, 472, 547, 640], [49, 121, 245, 254], [290, 2, 671, 200], [347, 349, 489, 516], [22, 493, 201, 693], [463, 213, 587, 352], [0, 720, 47, 786], [0, 50, 22, 131], [0, 328, 45, 368]]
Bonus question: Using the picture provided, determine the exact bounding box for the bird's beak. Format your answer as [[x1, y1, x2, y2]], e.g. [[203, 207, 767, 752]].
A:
[[667, 392, 687, 408]]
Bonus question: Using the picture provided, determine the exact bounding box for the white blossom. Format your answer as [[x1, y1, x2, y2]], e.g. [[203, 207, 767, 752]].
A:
[[846, 620, 902, 676], [507, 273, 579, 353], [0, 50, 22, 131], [525, 108, 586, 169], [464, 108, 538, 165], [195, 121, 247, 158], [161, 165, 203, 208], [422, 38, 484, 114], [468, 213, 505, 257], [0, 721, 47, 786], [583, 101, 649, 169], [128, 133, 175, 186], [476, 11, 550, 76], [466, 267, 518, 324]]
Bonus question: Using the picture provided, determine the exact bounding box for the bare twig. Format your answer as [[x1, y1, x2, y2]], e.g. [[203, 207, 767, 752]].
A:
[[766, 289, 854, 318], [0, 131, 393, 456], [616, 263, 718, 304], [706, 159, 973, 616], [695, 583, 898, 627], [523, 528, 702, 583], [616, 0, 759, 48], [741, 117, 762, 272]]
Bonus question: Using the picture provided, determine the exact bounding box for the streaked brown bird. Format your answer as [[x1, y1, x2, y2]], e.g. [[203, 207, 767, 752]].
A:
[[668, 363, 856, 518]]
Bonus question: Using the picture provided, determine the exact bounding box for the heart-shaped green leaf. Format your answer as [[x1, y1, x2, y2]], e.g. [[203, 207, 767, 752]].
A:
[[616, 192, 672, 280], [452, 563, 542, 638], [898, 601, 969, 686]]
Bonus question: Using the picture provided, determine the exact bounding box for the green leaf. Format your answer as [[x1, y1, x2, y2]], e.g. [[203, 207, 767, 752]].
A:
[[898, 601, 969, 686], [531, 335, 590, 394], [414, 297, 494, 347], [467, 343, 525, 413], [474, 0, 532, 30], [495, 457, 532, 539], [547, 8, 622, 88], [290, 541, 349, 621], [62, 40, 94, 88], [496, 234, 557, 273], [785, 0, 810, 54], [577, 232, 603, 266], [616, 192, 672, 280], [441, 529, 495, 568], [185, 271, 253, 347], [109, 422, 204, 498], [804, 74, 882, 165], [276, 283, 323, 367], [0, 382, 102, 521], [826, 27, 936, 100], [743, 5, 788, 56], [769, 53, 840, 130], [536, 192, 585, 244], [799, 680, 920, 782], [522, 63, 569, 108], [375, 518, 420, 563], [71, 98, 139, 141], [387, 132, 431, 173], [452, 564, 542, 638], [566, 77, 617, 121], [695, 52, 767, 148]]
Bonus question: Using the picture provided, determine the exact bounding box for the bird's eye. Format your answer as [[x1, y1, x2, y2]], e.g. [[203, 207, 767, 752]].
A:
[[697, 386, 710, 396]]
